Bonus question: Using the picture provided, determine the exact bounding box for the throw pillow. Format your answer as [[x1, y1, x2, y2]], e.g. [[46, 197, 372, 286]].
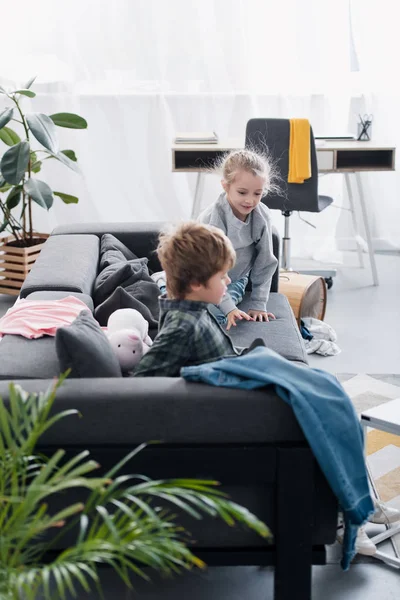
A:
[[56, 310, 122, 378], [95, 286, 159, 328], [123, 280, 160, 322], [100, 248, 128, 271], [93, 258, 149, 306], [100, 234, 138, 261]]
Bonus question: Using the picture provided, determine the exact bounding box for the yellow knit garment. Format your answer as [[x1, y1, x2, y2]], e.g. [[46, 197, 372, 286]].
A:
[[288, 119, 311, 184]]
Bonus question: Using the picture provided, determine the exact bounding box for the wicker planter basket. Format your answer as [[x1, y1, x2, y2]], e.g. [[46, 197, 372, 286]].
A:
[[0, 234, 49, 295]]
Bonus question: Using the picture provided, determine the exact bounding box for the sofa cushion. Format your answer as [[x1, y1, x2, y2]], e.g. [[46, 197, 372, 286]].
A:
[[93, 258, 150, 307], [26, 291, 94, 312], [100, 234, 142, 271], [20, 235, 99, 299], [55, 311, 122, 378], [94, 286, 159, 328], [100, 233, 138, 262], [228, 292, 308, 364], [0, 336, 60, 379]]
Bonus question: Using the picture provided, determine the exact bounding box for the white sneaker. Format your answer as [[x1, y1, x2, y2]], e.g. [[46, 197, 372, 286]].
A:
[[337, 524, 377, 556], [151, 271, 166, 291], [369, 499, 400, 524]]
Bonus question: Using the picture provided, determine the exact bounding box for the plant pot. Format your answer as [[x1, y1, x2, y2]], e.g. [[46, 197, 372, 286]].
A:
[[0, 234, 49, 295]]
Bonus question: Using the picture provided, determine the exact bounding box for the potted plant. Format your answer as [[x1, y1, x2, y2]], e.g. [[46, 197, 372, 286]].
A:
[[0, 374, 271, 600], [0, 76, 87, 294]]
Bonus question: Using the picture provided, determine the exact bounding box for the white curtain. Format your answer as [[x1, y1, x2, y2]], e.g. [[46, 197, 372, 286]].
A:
[[347, 0, 400, 252], [3, 0, 394, 260]]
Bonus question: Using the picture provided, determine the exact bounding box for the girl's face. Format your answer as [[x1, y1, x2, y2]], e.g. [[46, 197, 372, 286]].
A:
[[223, 170, 265, 221]]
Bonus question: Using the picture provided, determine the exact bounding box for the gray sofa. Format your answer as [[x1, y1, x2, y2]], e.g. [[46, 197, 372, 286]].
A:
[[0, 223, 337, 600]]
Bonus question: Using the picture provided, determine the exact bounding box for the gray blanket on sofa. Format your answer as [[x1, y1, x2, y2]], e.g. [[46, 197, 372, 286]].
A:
[[93, 250, 160, 328]]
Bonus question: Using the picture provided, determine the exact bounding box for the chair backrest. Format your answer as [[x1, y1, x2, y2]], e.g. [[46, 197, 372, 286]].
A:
[[245, 118, 320, 212]]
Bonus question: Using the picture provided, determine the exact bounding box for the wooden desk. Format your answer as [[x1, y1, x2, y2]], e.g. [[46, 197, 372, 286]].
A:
[[172, 139, 395, 174], [172, 140, 396, 286]]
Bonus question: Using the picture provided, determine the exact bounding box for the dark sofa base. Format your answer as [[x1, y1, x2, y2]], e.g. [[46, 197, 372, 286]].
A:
[[37, 441, 336, 600]]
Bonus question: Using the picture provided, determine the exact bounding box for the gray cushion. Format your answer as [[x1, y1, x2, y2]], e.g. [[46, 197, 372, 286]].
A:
[[228, 292, 308, 364], [100, 249, 127, 270], [20, 235, 99, 299], [101, 233, 138, 261], [26, 291, 94, 312], [0, 336, 60, 379], [93, 258, 150, 307], [95, 286, 159, 328], [123, 280, 160, 322], [55, 311, 122, 378]]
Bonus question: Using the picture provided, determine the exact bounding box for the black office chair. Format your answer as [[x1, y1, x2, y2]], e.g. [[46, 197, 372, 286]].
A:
[[245, 118, 336, 287]]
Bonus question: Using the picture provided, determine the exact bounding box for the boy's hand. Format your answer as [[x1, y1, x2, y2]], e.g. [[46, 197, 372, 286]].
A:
[[248, 310, 276, 322], [226, 308, 254, 331]]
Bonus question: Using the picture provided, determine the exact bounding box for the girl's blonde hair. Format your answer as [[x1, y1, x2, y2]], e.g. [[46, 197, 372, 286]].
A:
[[216, 148, 280, 196]]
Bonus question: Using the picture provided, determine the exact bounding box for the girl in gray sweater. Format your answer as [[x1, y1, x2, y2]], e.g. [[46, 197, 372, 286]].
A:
[[198, 149, 278, 330]]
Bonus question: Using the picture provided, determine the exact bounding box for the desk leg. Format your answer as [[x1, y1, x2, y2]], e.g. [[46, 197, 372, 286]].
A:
[[191, 173, 205, 219], [345, 173, 364, 268], [355, 172, 379, 286]]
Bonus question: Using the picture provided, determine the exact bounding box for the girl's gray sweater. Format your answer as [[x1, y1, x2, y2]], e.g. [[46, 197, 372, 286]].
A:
[[198, 193, 277, 314]]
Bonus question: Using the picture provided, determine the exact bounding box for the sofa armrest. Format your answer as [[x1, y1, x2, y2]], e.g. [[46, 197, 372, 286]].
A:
[[20, 234, 100, 299]]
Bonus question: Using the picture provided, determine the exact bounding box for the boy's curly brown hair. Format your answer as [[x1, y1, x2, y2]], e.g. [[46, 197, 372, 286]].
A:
[[157, 221, 236, 299]]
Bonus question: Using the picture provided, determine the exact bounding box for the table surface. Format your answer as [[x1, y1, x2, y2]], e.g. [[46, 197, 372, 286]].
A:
[[361, 397, 400, 429], [172, 139, 396, 151]]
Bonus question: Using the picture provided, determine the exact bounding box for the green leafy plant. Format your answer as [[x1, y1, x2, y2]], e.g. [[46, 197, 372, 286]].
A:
[[0, 77, 87, 246], [0, 375, 271, 600]]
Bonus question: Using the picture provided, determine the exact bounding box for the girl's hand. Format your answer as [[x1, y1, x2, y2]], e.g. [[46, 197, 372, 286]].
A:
[[248, 310, 276, 322], [226, 308, 254, 331]]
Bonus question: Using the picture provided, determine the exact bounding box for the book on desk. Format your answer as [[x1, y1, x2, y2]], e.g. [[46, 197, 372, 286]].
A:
[[314, 134, 356, 141], [174, 131, 219, 144]]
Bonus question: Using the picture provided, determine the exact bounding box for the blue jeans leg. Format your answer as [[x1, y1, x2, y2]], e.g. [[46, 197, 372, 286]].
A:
[[227, 276, 248, 305]]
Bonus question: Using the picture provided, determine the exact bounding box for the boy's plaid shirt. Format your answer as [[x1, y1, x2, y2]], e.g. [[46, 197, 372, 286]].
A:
[[134, 297, 241, 377]]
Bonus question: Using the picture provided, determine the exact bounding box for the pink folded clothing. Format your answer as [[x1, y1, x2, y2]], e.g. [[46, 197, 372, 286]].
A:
[[0, 296, 89, 339]]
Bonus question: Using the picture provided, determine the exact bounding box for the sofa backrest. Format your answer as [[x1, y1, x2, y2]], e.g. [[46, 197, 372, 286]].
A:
[[52, 222, 281, 292], [52, 223, 163, 274]]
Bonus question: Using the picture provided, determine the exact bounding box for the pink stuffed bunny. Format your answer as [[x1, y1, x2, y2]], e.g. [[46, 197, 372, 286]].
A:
[[107, 329, 145, 372], [106, 309, 153, 372]]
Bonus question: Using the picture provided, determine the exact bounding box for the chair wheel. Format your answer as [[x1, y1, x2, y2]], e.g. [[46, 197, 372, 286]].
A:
[[325, 277, 333, 290]]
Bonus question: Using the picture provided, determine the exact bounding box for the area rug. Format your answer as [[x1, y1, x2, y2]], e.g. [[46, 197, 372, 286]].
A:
[[338, 373, 400, 556]]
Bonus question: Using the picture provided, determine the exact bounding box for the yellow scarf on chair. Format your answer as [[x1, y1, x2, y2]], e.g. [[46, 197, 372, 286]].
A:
[[288, 119, 311, 183]]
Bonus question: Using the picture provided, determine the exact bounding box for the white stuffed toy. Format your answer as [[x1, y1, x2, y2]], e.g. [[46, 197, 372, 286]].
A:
[[106, 309, 153, 372]]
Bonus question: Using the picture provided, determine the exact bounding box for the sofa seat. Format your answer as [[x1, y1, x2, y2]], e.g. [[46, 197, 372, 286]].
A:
[[231, 292, 307, 364]]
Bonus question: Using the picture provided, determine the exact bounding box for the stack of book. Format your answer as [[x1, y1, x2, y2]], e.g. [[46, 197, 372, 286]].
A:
[[174, 131, 218, 144]]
